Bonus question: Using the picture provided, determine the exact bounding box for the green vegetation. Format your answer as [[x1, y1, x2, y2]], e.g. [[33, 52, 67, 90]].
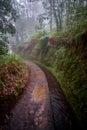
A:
[[16, 21, 87, 128], [3, 0, 86, 129], [0, 0, 17, 55], [49, 46, 87, 123], [0, 54, 30, 98], [0, 0, 31, 127], [0, 54, 30, 125]]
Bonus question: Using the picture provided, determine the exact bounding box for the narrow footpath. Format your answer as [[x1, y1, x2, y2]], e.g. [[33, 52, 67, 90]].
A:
[[3, 61, 54, 130]]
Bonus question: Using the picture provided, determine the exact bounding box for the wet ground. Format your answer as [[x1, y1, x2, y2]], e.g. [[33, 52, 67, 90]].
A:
[[38, 63, 84, 130], [2, 61, 84, 130], [2, 61, 54, 130]]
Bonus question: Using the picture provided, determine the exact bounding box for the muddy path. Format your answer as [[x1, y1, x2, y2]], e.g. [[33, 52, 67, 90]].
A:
[[2, 61, 84, 130], [2, 61, 54, 130]]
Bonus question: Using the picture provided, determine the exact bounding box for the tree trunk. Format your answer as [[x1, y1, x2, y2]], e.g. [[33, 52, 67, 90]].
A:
[[52, 0, 59, 31], [49, 0, 53, 31]]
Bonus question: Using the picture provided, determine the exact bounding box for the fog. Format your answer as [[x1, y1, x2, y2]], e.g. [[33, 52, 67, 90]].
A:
[[10, 0, 47, 46]]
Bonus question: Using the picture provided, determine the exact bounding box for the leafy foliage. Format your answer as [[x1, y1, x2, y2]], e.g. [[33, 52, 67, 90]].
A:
[[0, 0, 16, 34], [0, 40, 8, 55], [0, 54, 30, 125], [0, 54, 29, 97], [0, 53, 22, 64], [14, 2, 87, 128], [20, 26, 87, 129], [0, 0, 17, 55]]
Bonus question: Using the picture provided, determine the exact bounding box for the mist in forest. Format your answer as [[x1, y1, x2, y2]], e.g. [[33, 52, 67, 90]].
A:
[[0, 1, 87, 129], [10, 0, 46, 46]]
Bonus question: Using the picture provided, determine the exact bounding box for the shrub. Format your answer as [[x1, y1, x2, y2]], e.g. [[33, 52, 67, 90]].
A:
[[0, 40, 8, 56], [0, 54, 30, 125]]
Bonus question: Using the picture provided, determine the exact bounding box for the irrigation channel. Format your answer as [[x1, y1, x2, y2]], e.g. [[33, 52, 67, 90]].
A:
[[2, 61, 84, 130]]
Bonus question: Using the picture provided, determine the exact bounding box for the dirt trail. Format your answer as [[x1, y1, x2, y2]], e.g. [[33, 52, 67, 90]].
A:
[[2, 61, 84, 130], [3, 61, 54, 130]]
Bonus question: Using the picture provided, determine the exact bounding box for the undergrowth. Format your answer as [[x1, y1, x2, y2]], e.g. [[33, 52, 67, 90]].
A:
[[0, 54, 30, 126]]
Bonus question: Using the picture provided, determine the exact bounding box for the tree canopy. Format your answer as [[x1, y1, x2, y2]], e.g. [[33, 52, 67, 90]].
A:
[[0, 0, 17, 55]]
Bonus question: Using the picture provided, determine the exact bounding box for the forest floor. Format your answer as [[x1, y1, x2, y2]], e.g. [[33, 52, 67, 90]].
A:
[[1, 61, 84, 130]]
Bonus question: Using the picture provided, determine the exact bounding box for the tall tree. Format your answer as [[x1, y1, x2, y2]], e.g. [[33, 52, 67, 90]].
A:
[[0, 0, 17, 55], [12, 0, 41, 44], [43, 0, 65, 31], [42, 0, 87, 31]]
